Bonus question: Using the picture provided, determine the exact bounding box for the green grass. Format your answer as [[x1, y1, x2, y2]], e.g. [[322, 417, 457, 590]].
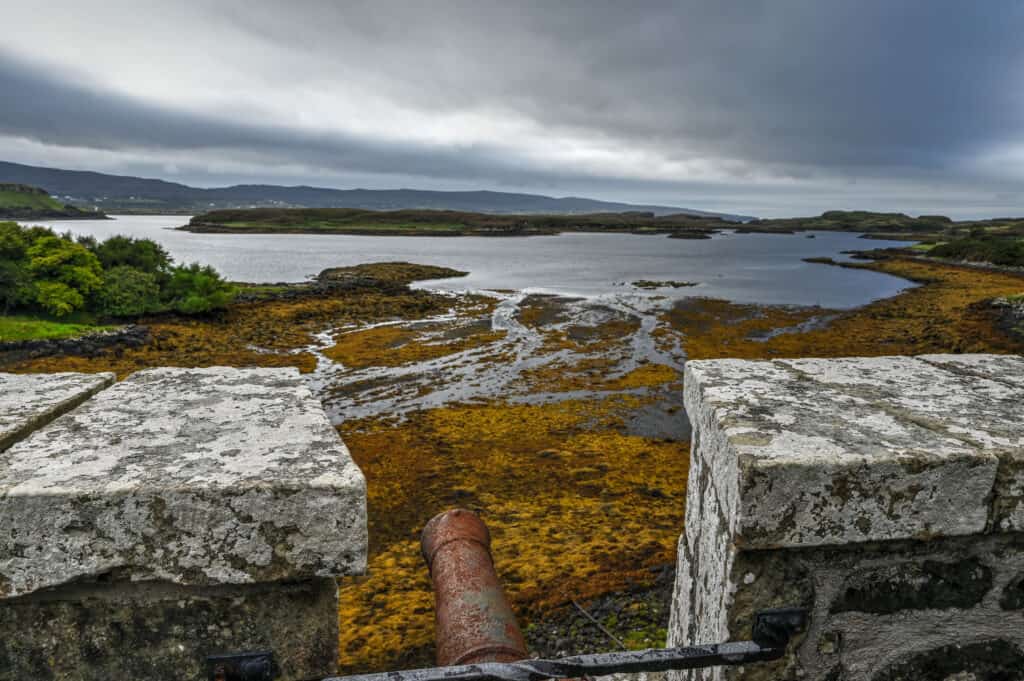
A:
[[221, 220, 466, 232], [0, 188, 65, 211], [910, 242, 943, 252], [0, 315, 116, 342]]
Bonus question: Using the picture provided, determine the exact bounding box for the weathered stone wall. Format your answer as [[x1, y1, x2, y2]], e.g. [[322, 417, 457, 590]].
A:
[[0, 371, 114, 452], [0, 367, 367, 681], [668, 355, 1024, 681]]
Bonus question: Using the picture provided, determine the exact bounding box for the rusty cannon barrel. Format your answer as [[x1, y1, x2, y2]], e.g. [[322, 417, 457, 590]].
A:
[[420, 509, 529, 666]]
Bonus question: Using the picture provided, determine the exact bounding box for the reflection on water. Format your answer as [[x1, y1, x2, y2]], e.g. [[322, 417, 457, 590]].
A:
[[35, 215, 916, 308]]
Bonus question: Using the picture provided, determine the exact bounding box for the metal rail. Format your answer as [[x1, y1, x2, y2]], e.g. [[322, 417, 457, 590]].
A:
[[323, 608, 808, 681], [207, 509, 808, 681]]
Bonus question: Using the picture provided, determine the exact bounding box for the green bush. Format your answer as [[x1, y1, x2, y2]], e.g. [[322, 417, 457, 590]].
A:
[[97, 266, 162, 316], [0, 222, 33, 313], [0, 259, 33, 314], [34, 280, 86, 316], [26, 235, 103, 316], [929, 237, 1024, 267], [93, 236, 172, 284], [165, 263, 235, 314], [0, 222, 29, 260], [0, 222, 232, 318]]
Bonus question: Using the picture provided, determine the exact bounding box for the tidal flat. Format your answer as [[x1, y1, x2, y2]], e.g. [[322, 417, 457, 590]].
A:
[[2, 252, 1023, 672]]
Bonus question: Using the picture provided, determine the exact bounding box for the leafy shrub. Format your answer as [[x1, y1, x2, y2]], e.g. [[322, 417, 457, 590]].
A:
[[26, 235, 103, 316], [97, 266, 162, 316], [165, 263, 235, 314], [34, 281, 85, 316], [0, 221, 29, 260], [0, 222, 232, 318], [929, 237, 1024, 267], [0, 259, 33, 314], [0, 222, 33, 313], [93, 236, 172, 283]]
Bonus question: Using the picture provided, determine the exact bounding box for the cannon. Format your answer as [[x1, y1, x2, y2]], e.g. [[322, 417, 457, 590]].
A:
[[210, 509, 807, 681]]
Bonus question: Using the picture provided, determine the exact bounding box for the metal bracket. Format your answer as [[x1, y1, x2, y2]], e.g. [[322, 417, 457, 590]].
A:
[[207, 651, 276, 681], [751, 607, 809, 649]]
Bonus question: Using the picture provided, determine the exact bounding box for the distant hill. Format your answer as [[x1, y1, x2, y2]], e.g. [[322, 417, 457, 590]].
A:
[[0, 183, 107, 220], [0, 161, 752, 220]]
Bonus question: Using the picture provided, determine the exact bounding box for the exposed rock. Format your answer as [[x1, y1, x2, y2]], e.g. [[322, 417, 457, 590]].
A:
[[631, 280, 699, 290], [991, 294, 1024, 342], [0, 324, 149, 363]]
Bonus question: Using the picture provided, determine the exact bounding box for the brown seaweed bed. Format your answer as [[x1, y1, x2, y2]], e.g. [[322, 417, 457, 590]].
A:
[[3, 257, 1023, 672]]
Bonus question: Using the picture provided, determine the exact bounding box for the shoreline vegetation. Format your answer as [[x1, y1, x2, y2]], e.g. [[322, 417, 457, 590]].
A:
[[0, 222, 234, 331]]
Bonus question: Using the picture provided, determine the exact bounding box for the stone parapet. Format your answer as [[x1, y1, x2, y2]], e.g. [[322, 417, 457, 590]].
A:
[[0, 371, 114, 452], [669, 354, 1024, 681], [0, 367, 367, 681]]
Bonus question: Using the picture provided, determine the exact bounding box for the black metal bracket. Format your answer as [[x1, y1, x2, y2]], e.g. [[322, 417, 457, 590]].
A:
[[207, 650, 276, 681], [751, 607, 809, 649]]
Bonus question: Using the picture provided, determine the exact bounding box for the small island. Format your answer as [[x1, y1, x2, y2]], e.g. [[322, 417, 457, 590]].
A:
[[0, 183, 108, 220], [180, 207, 732, 237], [631, 280, 699, 289]]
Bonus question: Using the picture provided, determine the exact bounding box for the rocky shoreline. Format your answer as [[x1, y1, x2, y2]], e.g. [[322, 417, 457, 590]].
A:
[[0, 325, 150, 364], [992, 295, 1024, 341], [525, 565, 674, 657]]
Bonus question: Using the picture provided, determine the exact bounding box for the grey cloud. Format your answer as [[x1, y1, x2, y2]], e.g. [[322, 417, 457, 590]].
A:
[[0, 51, 605, 187], [214, 1, 1024, 171], [2, 1, 1024, 216]]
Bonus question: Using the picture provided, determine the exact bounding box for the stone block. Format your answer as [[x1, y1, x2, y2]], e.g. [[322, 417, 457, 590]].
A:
[[0, 371, 114, 452], [829, 558, 992, 614], [0, 366, 367, 680], [0, 366, 367, 598], [0, 578, 339, 681], [670, 354, 1024, 681], [682, 355, 1024, 548], [916, 354, 1024, 532]]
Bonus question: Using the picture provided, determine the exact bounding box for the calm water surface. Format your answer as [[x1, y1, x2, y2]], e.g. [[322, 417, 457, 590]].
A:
[[34, 214, 916, 309]]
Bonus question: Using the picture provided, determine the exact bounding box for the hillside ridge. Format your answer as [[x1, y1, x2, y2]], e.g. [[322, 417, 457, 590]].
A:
[[0, 160, 751, 220]]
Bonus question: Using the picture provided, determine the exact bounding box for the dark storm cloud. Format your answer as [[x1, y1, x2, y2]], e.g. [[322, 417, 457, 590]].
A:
[[211, 0, 1024, 173], [0, 52, 574, 185], [2, 1, 1023, 215]]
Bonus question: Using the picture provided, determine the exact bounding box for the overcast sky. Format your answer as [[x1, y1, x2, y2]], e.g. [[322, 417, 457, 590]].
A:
[[3, 1, 1023, 218]]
